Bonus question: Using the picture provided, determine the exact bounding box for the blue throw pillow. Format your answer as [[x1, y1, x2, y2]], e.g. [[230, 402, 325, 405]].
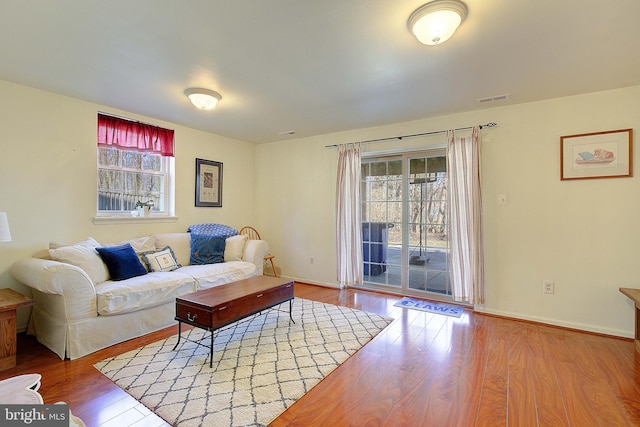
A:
[[96, 243, 148, 281], [190, 234, 226, 265]]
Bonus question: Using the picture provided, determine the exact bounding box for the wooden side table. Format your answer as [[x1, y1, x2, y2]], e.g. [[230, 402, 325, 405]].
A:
[[0, 288, 34, 371], [620, 287, 640, 352]]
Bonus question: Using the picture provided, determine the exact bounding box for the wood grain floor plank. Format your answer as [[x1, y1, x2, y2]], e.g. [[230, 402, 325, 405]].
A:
[[448, 334, 488, 426], [476, 362, 507, 426], [476, 316, 509, 427], [562, 333, 630, 425], [531, 355, 568, 427], [507, 365, 538, 427]]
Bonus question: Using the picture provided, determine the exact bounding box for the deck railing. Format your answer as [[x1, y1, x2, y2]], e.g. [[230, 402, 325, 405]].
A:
[[98, 191, 158, 211]]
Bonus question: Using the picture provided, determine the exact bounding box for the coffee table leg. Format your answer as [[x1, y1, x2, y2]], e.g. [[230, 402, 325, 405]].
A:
[[210, 332, 214, 368], [172, 321, 182, 351]]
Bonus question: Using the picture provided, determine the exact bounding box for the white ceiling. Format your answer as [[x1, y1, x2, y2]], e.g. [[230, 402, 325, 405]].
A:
[[1, 0, 639, 144]]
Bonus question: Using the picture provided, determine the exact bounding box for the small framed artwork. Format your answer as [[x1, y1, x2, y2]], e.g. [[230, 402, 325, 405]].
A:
[[195, 158, 223, 207], [560, 128, 633, 180]]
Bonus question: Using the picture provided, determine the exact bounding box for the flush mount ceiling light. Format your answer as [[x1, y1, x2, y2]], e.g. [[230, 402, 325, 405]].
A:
[[184, 88, 222, 110], [408, 0, 468, 45]]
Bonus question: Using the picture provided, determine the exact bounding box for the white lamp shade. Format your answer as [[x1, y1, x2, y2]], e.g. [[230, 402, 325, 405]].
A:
[[0, 212, 11, 242], [184, 88, 222, 110], [408, 0, 468, 45]]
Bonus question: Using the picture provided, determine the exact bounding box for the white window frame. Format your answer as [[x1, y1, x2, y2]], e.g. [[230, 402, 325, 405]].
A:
[[96, 148, 176, 221]]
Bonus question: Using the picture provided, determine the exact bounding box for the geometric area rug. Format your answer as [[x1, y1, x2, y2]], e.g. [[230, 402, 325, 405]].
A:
[[394, 296, 465, 318], [94, 298, 393, 426]]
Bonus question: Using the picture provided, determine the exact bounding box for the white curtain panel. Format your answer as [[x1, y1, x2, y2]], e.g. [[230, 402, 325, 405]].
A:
[[336, 143, 363, 288], [447, 127, 485, 304]]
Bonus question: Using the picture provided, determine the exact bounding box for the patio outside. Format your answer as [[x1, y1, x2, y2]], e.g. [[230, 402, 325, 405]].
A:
[[363, 242, 450, 295]]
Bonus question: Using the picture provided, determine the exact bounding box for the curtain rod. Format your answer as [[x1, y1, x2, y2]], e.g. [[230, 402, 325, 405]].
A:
[[98, 111, 174, 130], [324, 122, 497, 148]]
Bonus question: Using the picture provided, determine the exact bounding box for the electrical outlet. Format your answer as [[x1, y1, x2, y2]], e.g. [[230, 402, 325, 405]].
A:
[[543, 280, 555, 294], [310, 256, 314, 264]]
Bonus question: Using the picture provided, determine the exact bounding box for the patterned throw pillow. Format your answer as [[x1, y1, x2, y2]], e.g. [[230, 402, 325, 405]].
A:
[[190, 234, 226, 265], [187, 224, 238, 239], [141, 246, 182, 272]]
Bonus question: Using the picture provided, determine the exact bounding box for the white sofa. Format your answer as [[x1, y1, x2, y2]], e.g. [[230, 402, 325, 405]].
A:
[[10, 232, 269, 360]]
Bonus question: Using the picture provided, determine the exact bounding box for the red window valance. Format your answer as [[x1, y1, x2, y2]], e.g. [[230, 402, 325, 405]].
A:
[[98, 113, 174, 157]]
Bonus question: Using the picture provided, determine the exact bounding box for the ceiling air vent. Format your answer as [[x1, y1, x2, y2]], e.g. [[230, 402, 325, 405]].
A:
[[477, 94, 510, 103]]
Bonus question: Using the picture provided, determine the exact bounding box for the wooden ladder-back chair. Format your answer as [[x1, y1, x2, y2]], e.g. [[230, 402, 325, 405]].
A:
[[239, 226, 278, 277]]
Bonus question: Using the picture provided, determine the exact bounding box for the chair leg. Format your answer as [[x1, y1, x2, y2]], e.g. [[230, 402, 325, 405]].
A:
[[269, 257, 278, 277]]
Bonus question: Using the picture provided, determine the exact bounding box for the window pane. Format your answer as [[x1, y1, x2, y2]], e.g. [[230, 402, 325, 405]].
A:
[[387, 178, 402, 202], [387, 223, 401, 246], [98, 147, 121, 167], [368, 202, 388, 222], [369, 179, 387, 201], [388, 201, 402, 223]]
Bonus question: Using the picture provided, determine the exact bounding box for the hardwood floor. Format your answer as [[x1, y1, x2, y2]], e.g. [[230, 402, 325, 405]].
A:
[[2, 283, 640, 426]]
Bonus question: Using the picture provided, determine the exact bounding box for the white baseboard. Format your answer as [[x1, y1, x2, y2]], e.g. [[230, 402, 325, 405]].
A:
[[280, 275, 340, 289], [475, 306, 632, 339]]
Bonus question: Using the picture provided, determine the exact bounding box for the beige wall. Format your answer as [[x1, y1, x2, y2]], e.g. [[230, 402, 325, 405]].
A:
[[256, 85, 640, 338], [0, 80, 256, 330], [3, 78, 639, 338]]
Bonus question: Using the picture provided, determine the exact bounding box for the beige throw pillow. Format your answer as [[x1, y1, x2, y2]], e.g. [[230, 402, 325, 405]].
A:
[[224, 234, 248, 262], [48, 237, 109, 284]]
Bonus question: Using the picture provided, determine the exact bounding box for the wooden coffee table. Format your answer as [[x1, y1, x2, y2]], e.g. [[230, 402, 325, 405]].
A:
[[173, 276, 295, 367]]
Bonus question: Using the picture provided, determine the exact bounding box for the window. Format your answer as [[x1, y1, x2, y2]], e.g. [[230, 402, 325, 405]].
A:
[[97, 113, 175, 216]]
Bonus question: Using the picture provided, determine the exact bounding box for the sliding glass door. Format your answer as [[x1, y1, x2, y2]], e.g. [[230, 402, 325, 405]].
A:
[[360, 150, 451, 299], [361, 156, 402, 290]]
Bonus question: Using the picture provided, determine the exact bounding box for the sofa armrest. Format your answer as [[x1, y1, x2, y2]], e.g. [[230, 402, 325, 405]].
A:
[[11, 258, 98, 320], [243, 240, 270, 275]]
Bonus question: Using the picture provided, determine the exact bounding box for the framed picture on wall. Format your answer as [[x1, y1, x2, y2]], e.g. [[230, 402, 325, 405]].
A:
[[560, 128, 633, 180], [195, 158, 223, 207]]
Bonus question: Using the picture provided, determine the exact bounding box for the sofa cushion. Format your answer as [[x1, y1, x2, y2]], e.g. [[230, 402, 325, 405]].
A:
[[96, 244, 148, 281], [190, 235, 225, 265], [179, 261, 257, 290], [95, 271, 196, 315], [48, 237, 109, 284], [141, 246, 182, 272], [224, 234, 248, 262], [153, 233, 191, 266]]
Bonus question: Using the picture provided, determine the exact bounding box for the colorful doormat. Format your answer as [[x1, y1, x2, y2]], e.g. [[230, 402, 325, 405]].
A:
[[394, 297, 464, 318], [95, 298, 393, 427]]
